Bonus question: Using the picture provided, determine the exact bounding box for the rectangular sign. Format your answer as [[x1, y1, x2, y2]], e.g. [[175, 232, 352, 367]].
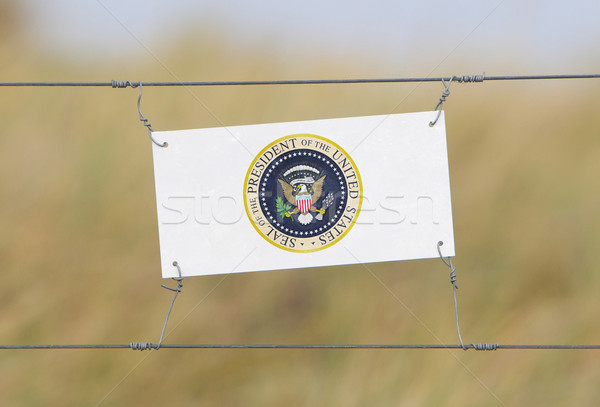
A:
[[152, 111, 454, 277]]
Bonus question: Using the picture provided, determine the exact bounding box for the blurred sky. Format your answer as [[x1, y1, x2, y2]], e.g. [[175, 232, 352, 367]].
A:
[[13, 0, 600, 75]]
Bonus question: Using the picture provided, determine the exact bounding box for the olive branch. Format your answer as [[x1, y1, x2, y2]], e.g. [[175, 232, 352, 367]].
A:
[[275, 197, 293, 221]]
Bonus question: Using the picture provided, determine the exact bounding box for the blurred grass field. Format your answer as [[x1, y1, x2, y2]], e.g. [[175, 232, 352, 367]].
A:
[[2, 5, 600, 407]]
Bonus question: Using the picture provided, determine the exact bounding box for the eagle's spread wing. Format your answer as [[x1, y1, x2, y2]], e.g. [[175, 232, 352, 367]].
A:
[[278, 179, 296, 206], [311, 175, 326, 203]]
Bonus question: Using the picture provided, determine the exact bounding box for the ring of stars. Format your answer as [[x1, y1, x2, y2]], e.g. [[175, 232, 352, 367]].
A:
[[259, 149, 347, 237]]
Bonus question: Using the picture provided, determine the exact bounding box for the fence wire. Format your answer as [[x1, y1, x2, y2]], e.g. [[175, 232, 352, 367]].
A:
[[0, 74, 599, 87], [1, 344, 600, 351]]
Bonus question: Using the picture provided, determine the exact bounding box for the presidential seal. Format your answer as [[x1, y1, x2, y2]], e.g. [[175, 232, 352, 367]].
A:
[[244, 134, 362, 252]]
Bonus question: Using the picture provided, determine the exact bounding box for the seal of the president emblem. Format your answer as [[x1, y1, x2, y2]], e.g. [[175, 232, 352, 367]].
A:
[[244, 134, 362, 252]]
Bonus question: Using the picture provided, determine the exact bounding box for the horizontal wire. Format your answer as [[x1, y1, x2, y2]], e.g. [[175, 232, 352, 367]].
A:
[[0, 74, 600, 87], [1, 344, 600, 350]]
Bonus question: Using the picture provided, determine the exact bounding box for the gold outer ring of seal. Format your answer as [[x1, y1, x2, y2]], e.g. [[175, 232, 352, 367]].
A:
[[243, 133, 363, 253]]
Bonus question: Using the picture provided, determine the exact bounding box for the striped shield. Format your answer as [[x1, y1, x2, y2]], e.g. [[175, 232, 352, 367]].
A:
[[296, 194, 312, 214]]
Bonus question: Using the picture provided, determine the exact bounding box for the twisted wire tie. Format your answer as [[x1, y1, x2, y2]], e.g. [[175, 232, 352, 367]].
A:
[[112, 80, 166, 147], [437, 242, 498, 352], [455, 73, 485, 83], [136, 82, 167, 147], [437, 241, 466, 350], [429, 73, 484, 126], [111, 80, 138, 88], [437, 241, 458, 290], [129, 262, 183, 351], [130, 342, 154, 351], [429, 77, 453, 127], [161, 262, 184, 293], [155, 261, 184, 350], [471, 343, 498, 351]]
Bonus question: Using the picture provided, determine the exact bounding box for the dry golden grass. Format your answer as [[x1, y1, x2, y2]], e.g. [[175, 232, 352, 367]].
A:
[[1, 10, 600, 406]]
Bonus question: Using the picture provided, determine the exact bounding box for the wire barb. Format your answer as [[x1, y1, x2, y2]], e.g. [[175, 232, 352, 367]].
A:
[[135, 81, 167, 147], [437, 241, 466, 350]]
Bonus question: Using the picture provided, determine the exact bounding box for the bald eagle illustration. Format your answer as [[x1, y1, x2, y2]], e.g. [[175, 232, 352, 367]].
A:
[[278, 175, 326, 225]]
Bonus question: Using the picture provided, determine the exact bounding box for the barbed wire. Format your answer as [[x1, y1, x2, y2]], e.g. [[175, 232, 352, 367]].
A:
[[0, 74, 599, 87]]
